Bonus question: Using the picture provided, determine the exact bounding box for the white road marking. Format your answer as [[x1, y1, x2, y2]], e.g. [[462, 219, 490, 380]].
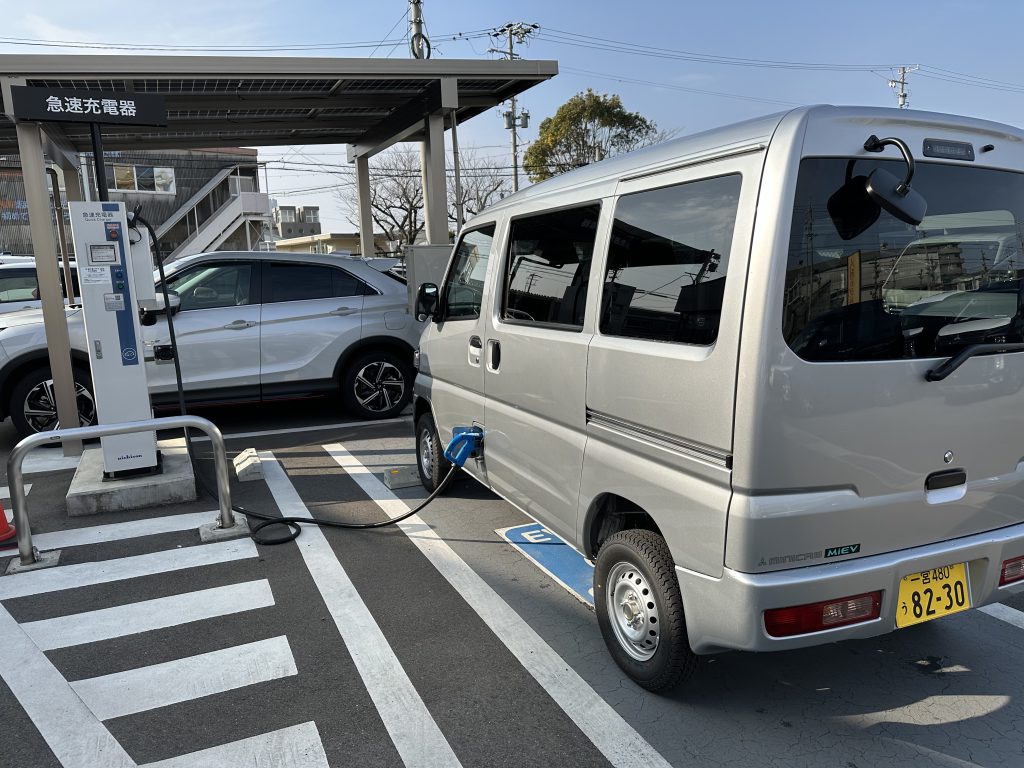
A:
[[141, 722, 329, 768], [262, 453, 463, 768], [0, 604, 136, 768], [2, 510, 218, 553], [22, 579, 275, 651], [161, 415, 410, 445], [72, 635, 297, 720], [0, 538, 258, 600], [322, 443, 675, 768], [979, 602, 1024, 630], [23, 451, 82, 474], [0, 483, 32, 500]]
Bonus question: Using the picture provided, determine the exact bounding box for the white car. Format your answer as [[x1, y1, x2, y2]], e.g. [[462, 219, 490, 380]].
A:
[[0, 251, 423, 436], [0, 262, 79, 314]]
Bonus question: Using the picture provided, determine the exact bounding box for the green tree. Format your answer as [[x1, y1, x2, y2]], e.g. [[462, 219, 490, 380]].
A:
[[523, 90, 658, 182]]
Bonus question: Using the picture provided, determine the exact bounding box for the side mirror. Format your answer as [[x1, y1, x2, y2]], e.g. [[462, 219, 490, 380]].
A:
[[863, 135, 928, 226], [139, 292, 181, 326], [416, 283, 439, 322]]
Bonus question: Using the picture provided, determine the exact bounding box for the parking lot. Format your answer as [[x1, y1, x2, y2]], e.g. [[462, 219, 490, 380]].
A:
[[2, 403, 1024, 768]]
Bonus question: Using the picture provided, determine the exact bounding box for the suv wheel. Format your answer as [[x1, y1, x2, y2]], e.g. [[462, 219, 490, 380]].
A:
[[341, 350, 412, 420], [10, 367, 97, 438]]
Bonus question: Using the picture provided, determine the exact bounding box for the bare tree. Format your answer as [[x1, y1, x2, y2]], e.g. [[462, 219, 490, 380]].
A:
[[448, 150, 511, 227], [337, 147, 424, 252]]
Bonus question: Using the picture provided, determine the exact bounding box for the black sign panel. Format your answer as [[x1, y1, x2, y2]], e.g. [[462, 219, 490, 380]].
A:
[[10, 86, 166, 126]]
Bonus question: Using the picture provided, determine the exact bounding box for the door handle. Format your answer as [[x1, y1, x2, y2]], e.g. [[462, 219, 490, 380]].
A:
[[331, 306, 359, 316], [469, 335, 483, 349], [487, 339, 501, 371], [468, 335, 483, 367], [223, 320, 256, 330]]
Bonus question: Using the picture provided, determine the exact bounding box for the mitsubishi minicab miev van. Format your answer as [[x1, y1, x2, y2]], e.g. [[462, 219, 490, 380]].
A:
[[412, 105, 1024, 691]]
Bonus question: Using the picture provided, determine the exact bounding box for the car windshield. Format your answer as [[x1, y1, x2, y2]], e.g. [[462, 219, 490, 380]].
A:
[[784, 158, 1024, 361]]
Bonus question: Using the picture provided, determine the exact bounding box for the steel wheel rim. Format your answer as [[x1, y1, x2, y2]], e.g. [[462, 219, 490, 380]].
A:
[[419, 426, 435, 478], [23, 379, 96, 433], [353, 361, 405, 413], [606, 561, 660, 661]]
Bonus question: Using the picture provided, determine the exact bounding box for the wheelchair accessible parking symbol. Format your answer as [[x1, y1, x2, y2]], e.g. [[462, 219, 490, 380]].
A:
[[497, 522, 594, 607]]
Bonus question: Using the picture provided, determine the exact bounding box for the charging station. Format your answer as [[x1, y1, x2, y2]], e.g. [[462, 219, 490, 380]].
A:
[[68, 201, 158, 477]]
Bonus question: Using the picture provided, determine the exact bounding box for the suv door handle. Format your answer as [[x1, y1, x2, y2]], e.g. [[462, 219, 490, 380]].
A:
[[223, 320, 256, 330], [468, 335, 483, 367], [469, 335, 483, 348], [331, 306, 359, 316], [487, 339, 501, 371]]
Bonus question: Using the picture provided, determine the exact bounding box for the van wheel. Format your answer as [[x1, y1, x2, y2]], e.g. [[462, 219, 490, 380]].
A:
[[10, 367, 96, 438], [594, 529, 697, 692], [341, 351, 412, 420], [416, 413, 451, 493]]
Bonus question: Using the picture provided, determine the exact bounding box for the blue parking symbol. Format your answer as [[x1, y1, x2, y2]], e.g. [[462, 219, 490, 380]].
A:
[[497, 522, 594, 607]]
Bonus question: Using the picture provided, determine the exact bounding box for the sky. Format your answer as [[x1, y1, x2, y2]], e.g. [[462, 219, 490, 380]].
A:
[[3, 0, 1024, 231]]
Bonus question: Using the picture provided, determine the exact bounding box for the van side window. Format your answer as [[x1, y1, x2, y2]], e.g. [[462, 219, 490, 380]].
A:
[[441, 225, 495, 320], [600, 175, 741, 345], [503, 204, 600, 329]]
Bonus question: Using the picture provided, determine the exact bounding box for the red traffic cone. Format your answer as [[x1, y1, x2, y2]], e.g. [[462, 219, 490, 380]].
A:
[[0, 499, 15, 547]]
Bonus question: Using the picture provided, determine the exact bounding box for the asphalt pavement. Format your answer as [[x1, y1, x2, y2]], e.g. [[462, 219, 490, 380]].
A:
[[0, 401, 1023, 768]]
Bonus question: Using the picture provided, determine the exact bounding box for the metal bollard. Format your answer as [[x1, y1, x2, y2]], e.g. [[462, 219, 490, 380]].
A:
[[6, 415, 233, 568]]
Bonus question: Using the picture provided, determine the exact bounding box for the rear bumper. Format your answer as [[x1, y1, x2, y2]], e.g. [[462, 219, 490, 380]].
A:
[[678, 522, 1024, 653]]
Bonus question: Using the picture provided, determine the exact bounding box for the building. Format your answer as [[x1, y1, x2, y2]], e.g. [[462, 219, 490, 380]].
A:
[[274, 231, 393, 257], [0, 147, 272, 260], [273, 204, 321, 240]]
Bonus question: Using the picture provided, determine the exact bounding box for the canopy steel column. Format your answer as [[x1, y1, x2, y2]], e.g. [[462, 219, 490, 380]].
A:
[[14, 123, 81, 454], [421, 112, 447, 245], [355, 155, 374, 258]]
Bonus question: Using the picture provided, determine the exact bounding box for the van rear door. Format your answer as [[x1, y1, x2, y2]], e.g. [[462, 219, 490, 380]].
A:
[[730, 155, 1024, 572]]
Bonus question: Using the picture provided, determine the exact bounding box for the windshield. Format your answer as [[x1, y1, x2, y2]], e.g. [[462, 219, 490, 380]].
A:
[[784, 158, 1024, 362]]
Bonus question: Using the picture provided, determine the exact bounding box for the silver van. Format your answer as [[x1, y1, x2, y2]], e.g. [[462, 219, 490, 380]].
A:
[[412, 105, 1024, 691]]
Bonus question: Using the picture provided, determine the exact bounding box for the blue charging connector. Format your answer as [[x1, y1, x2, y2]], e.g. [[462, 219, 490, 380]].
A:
[[444, 427, 483, 468]]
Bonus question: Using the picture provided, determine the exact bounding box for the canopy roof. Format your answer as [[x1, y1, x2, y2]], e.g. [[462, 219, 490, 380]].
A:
[[0, 54, 557, 156]]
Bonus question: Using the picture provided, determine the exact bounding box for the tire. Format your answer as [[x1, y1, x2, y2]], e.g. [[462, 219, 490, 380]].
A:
[[594, 529, 698, 692], [341, 350, 413, 420], [9, 367, 97, 438], [415, 412, 451, 493]]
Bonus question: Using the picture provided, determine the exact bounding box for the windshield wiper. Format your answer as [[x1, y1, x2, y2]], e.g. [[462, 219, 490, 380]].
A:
[[925, 342, 1024, 381]]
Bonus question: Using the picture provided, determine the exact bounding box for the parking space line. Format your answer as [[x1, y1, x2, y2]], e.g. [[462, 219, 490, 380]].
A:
[[140, 721, 329, 768], [322, 442, 675, 768], [22, 579, 275, 651], [10, 510, 217, 552], [979, 602, 1024, 630], [0, 538, 258, 600], [261, 453, 464, 768], [71, 635, 297, 721], [0, 604, 136, 768]]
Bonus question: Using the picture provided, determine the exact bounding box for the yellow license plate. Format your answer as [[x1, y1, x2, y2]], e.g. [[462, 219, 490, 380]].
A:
[[896, 562, 971, 628]]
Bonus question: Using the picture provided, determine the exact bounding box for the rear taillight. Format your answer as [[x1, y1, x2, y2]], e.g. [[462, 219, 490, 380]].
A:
[[999, 555, 1024, 586], [764, 591, 882, 638]]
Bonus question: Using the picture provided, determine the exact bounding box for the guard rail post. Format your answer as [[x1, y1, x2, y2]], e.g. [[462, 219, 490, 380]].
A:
[[5, 415, 235, 572]]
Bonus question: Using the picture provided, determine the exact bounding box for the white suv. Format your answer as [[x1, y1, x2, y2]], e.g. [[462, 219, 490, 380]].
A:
[[0, 251, 422, 437]]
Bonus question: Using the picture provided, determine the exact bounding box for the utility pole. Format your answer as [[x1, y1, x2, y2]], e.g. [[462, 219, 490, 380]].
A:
[[490, 22, 538, 192], [889, 65, 918, 109], [409, 1, 430, 59]]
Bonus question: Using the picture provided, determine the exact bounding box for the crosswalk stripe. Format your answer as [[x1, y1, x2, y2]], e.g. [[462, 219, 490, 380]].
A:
[[322, 442, 675, 768], [262, 453, 463, 768], [0, 538, 258, 600], [71, 635, 297, 721], [5, 510, 217, 552], [0, 604, 135, 768], [979, 602, 1024, 630], [22, 579, 275, 650], [140, 721, 329, 768]]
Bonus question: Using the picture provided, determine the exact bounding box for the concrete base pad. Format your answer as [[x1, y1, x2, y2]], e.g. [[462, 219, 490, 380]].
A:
[[6, 549, 61, 574], [66, 449, 197, 517], [382, 465, 421, 490], [199, 514, 250, 543]]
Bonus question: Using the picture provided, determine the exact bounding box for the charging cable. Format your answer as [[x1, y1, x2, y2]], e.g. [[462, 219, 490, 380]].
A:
[[130, 212, 471, 545]]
